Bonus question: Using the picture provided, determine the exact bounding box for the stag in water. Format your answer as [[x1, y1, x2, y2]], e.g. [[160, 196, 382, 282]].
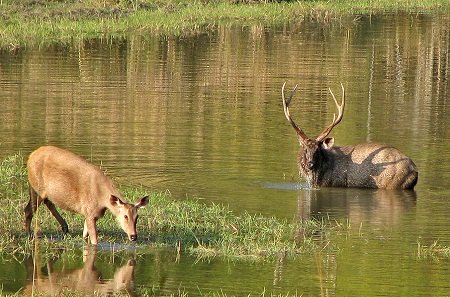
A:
[[282, 82, 418, 190]]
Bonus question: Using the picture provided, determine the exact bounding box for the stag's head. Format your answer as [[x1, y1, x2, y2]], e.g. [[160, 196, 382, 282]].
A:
[[282, 82, 345, 181]]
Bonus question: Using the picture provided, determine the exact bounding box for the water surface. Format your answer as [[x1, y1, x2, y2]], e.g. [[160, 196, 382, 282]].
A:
[[1, 13, 450, 296]]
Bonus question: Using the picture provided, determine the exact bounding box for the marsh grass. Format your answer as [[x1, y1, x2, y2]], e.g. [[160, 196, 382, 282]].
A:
[[136, 188, 335, 259], [416, 240, 450, 260], [0, 153, 343, 261], [1, 0, 449, 49]]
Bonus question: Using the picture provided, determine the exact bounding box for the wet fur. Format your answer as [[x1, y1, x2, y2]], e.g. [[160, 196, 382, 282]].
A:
[[298, 141, 418, 190]]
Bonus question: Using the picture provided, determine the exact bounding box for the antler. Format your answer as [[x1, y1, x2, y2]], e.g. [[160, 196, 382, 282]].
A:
[[316, 83, 345, 142], [282, 82, 309, 141]]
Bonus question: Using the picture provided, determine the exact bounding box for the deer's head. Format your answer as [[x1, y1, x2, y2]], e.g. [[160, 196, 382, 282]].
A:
[[110, 195, 149, 241], [282, 82, 345, 178]]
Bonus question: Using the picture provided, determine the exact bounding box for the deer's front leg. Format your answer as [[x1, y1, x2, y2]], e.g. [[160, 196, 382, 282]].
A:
[[83, 218, 98, 245]]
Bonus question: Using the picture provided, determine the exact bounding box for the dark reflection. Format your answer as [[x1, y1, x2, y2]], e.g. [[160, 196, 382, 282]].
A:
[[291, 188, 417, 296], [296, 188, 417, 225], [23, 245, 136, 296], [314, 251, 338, 297], [275, 225, 338, 296]]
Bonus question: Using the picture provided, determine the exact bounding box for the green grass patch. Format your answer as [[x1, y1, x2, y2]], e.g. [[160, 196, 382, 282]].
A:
[[1, 0, 449, 50], [0, 153, 344, 261]]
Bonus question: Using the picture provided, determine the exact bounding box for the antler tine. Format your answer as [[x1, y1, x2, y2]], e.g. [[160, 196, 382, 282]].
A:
[[282, 82, 309, 141], [316, 83, 345, 141]]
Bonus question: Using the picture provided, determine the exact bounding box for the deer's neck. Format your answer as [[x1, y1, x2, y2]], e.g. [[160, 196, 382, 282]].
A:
[[299, 147, 337, 187]]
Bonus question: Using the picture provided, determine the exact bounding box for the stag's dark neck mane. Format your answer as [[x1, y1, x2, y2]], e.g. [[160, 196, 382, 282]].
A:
[[298, 145, 337, 187]]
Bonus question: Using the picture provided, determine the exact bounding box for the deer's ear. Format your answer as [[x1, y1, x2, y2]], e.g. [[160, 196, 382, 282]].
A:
[[135, 196, 149, 208], [322, 137, 335, 149], [110, 195, 126, 207]]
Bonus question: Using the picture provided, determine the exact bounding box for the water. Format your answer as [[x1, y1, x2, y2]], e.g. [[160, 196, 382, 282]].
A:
[[1, 13, 450, 296]]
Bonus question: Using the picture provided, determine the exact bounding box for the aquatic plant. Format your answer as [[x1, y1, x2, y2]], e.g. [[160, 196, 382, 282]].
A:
[[417, 240, 450, 260]]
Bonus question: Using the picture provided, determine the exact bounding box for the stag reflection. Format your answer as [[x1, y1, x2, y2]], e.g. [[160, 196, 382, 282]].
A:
[[296, 188, 417, 225], [291, 188, 416, 296], [23, 245, 136, 296]]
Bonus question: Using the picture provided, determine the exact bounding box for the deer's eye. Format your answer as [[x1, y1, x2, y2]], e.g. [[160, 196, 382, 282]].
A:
[[124, 215, 129, 220]]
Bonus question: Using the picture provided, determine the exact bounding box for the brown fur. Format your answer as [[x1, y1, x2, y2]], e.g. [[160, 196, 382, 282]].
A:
[[282, 82, 418, 190], [298, 140, 418, 189], [24, 145, 149, 244]]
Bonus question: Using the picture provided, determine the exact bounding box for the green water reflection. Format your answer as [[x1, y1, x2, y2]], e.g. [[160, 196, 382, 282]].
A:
[[0, 13, 449, 296]]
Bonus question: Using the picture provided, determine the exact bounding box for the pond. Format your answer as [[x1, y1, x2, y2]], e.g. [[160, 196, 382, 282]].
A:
[[0, 13, 450, 296]]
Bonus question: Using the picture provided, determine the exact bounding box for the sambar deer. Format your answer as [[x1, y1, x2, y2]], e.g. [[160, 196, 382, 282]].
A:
[[25, 145, 149, 244], [282, 82, 418, 190]]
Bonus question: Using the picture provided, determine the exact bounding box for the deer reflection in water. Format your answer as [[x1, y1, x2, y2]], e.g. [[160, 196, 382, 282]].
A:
[[23, 245, 136, 296], [280, 188, 416, 295]]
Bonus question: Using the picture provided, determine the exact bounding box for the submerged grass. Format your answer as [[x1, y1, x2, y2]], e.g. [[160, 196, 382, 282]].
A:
[[416, 240, 450, 260], [0, 153, 342, 261], [0, 287, 304, 297], [1, 0, 449, 49]]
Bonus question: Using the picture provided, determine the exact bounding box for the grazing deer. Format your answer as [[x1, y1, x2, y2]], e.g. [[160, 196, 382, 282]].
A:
[[25, 145, 149, 244], [282, 82, 418, 190]]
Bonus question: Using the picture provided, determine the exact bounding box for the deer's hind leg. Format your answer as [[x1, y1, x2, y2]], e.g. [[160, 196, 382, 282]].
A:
[[24, 186, 40, 234], [43, 199, 69, 233]]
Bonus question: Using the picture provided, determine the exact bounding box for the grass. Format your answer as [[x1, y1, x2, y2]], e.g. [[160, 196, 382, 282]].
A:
[[416, 240, 450, 260], [1, 0, 449, 50], [0, 287, 305, 297], [0, 152, 342, 261]]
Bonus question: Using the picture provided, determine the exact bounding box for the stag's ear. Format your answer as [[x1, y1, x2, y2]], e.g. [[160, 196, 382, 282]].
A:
[[322, 137, 335, 149]]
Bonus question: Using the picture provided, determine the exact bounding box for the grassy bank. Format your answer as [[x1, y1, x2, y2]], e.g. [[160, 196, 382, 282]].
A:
[[1, 0, 449, 50], [0, 153, 342, 260]]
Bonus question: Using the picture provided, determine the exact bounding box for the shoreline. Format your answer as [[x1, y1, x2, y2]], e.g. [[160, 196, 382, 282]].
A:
[[1, 1, 449, 50]]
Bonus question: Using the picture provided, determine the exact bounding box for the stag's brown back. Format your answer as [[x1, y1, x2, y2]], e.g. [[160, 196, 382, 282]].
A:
[[318, 143, 418, 189]]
